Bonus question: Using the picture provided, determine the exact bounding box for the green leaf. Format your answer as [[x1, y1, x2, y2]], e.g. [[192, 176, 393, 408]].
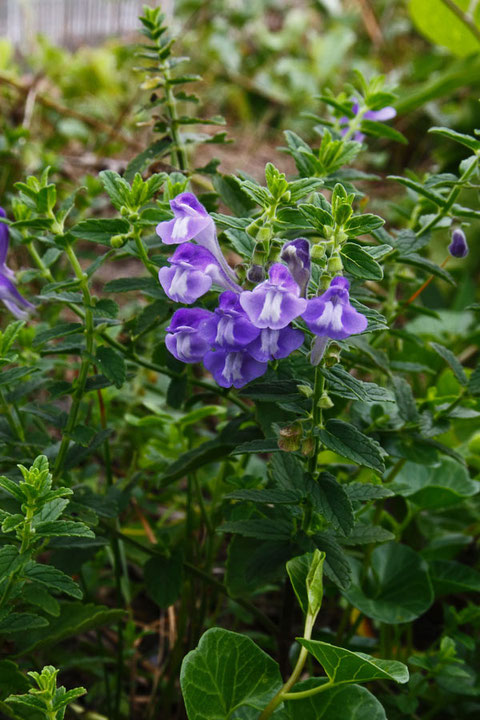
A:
[[12, 601, 125, 654], [317, 420, 386, 474], [299, 638, 409, 685], [390, 457, 478, 508], [103, 276, 164, 298], [341, 243, 383, 280], [344, 543, 434, 623], [0, 612, 49, 634], [95, 346, 126, 389], [71, 218, 130, 245], [429, 560, 480, 596], [24, 563, 83, 599], [468, 364, 480, 395], [400, 253, 455, 285], [0, 545, 22, 580], [340, 523, 394, 546], [344, 483, 393, 501], [180, 628, 282, 719], [0, 367, 40, 387], [286, 552, 313, 616], [0, 476, 26, 502], [23, 584, 60, 617], [219, 517, 292, 541], [144, 549, 184, 609], [345, 214, 385, 237], [230, 439, 281, 454], [429, 126, 480, 152], [410, 0, 480, 56], [321, 366, 393, 404], [284, 682, 387, 720], [0, 660, 30, 694], [125, 139, 171, 181], [99, 170, 131, 210], [34, 520, 95, 538], [33, 322, 83, 347], [309, 473, 354, 536], [306, 549, 326, 617], [430, 342, 468, 385], [388, 175, 446, 205], [392, 375, 419, 422], [52, 686, 87, 711], [360, 120, 407, 144], [225, 488, 303, 504], [314, 532, 352, 590]]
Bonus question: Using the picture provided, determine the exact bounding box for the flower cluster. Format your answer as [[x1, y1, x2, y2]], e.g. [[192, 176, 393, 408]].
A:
[[156, 193, 367, 388], [0, 208, 34, 320]]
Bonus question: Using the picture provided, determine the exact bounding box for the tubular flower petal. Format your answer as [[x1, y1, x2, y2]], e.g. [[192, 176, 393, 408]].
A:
[[302, 276, 367, 341], [203, 291, 260, 350], [281, 238, 311, 297], [0, 275, 35, 320], [203, 348, 268, 389], [240, 263, 307, 330], [156, 192, 239, 286], [165, 308, 213, 363], [448, 229, 469, 258], [247, 326, 304, 363], [159, 244, 238, 304]]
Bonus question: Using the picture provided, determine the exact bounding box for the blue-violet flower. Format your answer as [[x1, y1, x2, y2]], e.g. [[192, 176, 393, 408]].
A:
[[281, 238, 310, 297], [303, 276, 367, 340], [165, 308, 213, 363], [240, 263, 307, 330], [448, 228, 469, 258], [203, 291, 260, 350], [0, 208, 34, 320], [203, 348, 268, 389], [159, 243, 237, 304]]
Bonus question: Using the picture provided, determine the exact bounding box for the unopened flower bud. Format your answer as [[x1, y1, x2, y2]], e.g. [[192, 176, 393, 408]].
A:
[[297, 384, 313, 398], [318, 392, 334, 409], [111, 234, 127, 248], [311, 244, 326, 262], [448, 229, 469, 258], [327, 254, 343, 274], [281, 238, 310, 297], [247, 264, 265, 283], [324, 342, 341, 367]]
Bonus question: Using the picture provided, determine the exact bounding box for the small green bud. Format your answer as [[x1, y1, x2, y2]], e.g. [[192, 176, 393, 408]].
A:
[[318, 392, 334, 409], [327, 255, 343, 274], [325, 342, 341, 367], [111, 235, 127, 248], [324, 225, 335, 240], [120, 206, 129, 217], [335, 228, 348, 245], [298, 384, 314, 398], [311, 244, 326, 261]]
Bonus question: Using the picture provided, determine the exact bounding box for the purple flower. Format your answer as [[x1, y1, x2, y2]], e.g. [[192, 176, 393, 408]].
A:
[[281, 238, 311, 297], [340, 99, 397, 143], [156, 192, 239, 287], [448, 229, 469, 258], [240, 263, 307, 330], [159, 244, 238, 304], [247, 326, 304, 362], [0, 208, 34, 320], [203, 348, 268, 388], [203, 291, 260, 350], [165, 308, 213, 363], [302, 276, 367, 340]]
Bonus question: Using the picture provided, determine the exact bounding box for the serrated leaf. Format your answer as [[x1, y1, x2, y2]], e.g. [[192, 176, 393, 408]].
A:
[[345, 214, 385, 236], [95, 346, 126, 389], [219, 517, 292, 541], [341, 243, 383, 279], [225, 488, 303, 504], [430, 342, 468, 385], [321, 366, 393, 403], [344, 483, 393, 501], [24, 563, 83, 599], [71, 218, 130, 245], [0, 545, 22, 579], [33, 323, 83, 347], [0, 475, 26, 502], [309, 473, 354, 536], [0, 613, 49, 634], [317, 420, 385, 474], [340, 523, 395, 545], [392, 376, 419, 422], [34, 520, 94, 538]]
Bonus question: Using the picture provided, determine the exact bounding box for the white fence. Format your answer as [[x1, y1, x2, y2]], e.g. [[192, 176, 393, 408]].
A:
[[0, 0, 172, 49]]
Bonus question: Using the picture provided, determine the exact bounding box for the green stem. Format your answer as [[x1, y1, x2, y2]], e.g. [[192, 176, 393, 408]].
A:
[[163, 68, 188, 171], [0, 386, 25, 444], [308, 366, 325, 476], [259, 613, 316, 719], [283, 680, 334, 700], [133, 229, 158, 278], [53, 243, 95, 479]]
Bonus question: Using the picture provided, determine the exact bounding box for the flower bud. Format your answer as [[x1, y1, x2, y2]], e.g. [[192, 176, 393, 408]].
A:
[[111, 234, 127, 248], [448, 229, 469, 258], [297, 384, 313, 398], [324, 342, 341, 367], [247, 264, 265, 283], [311, 244, 326, 262], [281, 238, 310, 297], [318, 392, 334, 409], [327, 254, 343, 274]]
